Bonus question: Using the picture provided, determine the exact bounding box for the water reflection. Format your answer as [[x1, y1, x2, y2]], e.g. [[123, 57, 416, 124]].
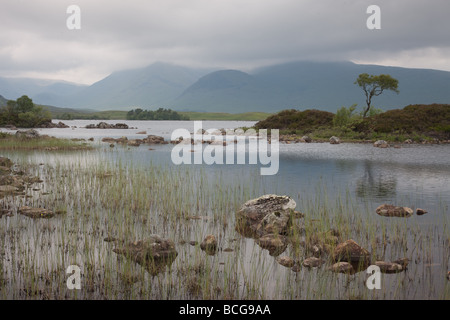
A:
[[355, 160, 397, 199]]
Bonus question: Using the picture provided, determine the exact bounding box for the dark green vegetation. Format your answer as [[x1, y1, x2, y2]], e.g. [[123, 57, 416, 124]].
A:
[[2, 61, 450, 112], [0, 95, 52, 128], [254, 104, 450, 142], [126, 108, 189, 120], [50, 106, 270, 121], [355, 73, 399, 118]]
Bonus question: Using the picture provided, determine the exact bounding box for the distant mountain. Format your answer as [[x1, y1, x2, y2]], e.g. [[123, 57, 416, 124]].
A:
[[173, 61, 450, 113], [1, 61, 450, 113], [0, 77, 86, 105], [59, 62, 214, 109]]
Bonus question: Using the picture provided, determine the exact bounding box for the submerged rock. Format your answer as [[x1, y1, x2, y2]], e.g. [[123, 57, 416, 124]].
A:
[[18, 206, 54, 218], [112, 235, 178, 275], [376, 204, 414, 218], [416, 208, 428, 215], [375, 261, 404, 274]]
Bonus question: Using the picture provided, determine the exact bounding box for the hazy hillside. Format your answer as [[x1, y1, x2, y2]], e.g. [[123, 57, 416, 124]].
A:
[[1, 61, 450, 113], [0, 95, 8, 107], [61, 62, 214, 109], [173, 61, 450, 113], [0, 77, 86, 104]]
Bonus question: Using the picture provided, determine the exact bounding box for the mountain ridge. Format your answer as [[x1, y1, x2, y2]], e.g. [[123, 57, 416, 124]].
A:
[[1, 61, 450, 113]]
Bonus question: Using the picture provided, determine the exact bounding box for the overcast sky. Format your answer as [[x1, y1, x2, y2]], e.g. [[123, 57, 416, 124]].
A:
[[1, 0, 449, 84]]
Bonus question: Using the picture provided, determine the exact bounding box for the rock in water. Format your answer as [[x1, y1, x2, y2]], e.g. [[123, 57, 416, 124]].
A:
[[375, 261, 404, 274], [112, 235, 177, 275], [376, 204, 414, 218], [276, 256, 295, 268], [374, 140, 389, 148], [329, 136, 340, 144], [302, 257, 324, 268], [416, 208, 428, 215], [255, 234, 288, 256], [332, 239, 371, 266], [236, 194, 296, 238], [301, 135, 312, 143], [329, 262, 355, 274], [18, 206, 54, 218], [200, 234, 217, 255]]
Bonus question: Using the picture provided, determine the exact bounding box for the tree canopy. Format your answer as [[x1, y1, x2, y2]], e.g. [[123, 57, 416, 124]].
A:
[[0, 95, 52, 127], [355, 73, 399, 118]]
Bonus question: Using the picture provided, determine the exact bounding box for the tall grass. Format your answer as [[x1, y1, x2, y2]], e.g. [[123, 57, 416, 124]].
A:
[[0, 149, 448, 299]]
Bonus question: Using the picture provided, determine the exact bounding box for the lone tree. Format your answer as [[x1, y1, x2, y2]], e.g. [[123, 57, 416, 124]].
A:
[[355, 73, 399, 118]]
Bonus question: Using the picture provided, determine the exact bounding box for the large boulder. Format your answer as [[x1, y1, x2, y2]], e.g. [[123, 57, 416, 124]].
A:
[[236, 194, 296, 238], [112, 235, 178, 275], [376, 204, 413, 218]]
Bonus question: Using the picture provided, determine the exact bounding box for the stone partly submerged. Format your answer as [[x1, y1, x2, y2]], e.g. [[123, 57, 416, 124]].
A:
[[236, 194, 297, 238], [236, 194, 300, 256], [329, 136, 340, 144], [376, 204, 414, 218], [373, 140, 389, 148], [86, 122, 129, 129], [328, 262, 355, 274], [112, 235, 178, 275], [200, 234, 218, 256], [332, 239, 371, 271], [375, 261, 404, 274], [18, 206, 54, 219]]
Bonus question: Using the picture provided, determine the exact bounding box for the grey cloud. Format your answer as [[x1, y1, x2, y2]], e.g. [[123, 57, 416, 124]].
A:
[[0, 0, 449, 84]]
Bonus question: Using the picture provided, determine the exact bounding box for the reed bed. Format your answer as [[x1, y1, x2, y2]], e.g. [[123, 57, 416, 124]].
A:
[[0, 148, 448, 300]]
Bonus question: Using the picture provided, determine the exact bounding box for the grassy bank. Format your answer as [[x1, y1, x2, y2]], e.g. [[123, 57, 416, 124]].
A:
[[0, 132, 92, 151]]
